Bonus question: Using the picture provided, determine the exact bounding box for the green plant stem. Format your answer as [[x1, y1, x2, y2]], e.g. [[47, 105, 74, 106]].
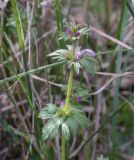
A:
[[64, 65, 74, 111], [64, 42, 75, 111], [61, 136, 66, 160]]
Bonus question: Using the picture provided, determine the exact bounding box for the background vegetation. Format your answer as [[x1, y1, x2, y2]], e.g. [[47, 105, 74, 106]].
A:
[[0, 0, 134, 159]]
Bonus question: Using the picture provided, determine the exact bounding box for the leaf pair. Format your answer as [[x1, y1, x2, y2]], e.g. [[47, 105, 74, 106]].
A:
[[48, 45, 98, 75], [38, 104, 90, 141]]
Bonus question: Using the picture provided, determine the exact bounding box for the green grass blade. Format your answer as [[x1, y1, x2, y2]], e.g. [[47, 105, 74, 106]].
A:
[[11, 0, 24, 50], [0, 61, 66, 85], [11, 0, 33, 100], [126, 0, 134, 19], [111, 1, 128, 159], [54, 0, 63, 32]]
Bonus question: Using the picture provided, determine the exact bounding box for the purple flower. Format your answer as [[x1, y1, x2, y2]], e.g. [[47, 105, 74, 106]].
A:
[[75, 31, 80, 37], [76, 96, 81, 103], [66, 27, 72, 35], [75, 47, 81, 60], [75, 47, 96, 60], [75, 51, 81, 60], [81, 49, 96, 57], [66, 25, 81, 38]]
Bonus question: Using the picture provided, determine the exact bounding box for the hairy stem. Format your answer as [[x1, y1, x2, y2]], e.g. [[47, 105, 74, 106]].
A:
[[64, 43, 75, 111], [64, 65, 74, 111], [61, 136, 66, 160]]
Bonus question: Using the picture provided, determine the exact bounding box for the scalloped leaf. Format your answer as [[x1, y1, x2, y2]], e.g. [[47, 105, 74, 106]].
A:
[[47, 49, 68, 61], [78, 28, 89, 35], [48, 49, 67, 56], [97, 155, 109, 160], [65, 116, 78, 136], [61, 123, 70, 140], [80, 57, 96, 74], [58, 32, 69, 41], [42, 103, 57, 113], [38, 103, 58, 119], [38, 112, 54, 120], [42, 118, 63, 140], [73, 111, 89, 128], [74, 62, 81, 74]]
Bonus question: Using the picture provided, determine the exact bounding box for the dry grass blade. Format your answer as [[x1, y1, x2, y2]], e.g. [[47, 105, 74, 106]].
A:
[[90, 26, 133, 50], [89, 72, 134, 95]]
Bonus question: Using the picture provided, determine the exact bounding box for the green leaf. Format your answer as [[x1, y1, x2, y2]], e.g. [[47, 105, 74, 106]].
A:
[[80, 57, 96, 74], [48, 49, 67, 56], [66, 45, 73, 50], [48, 49, 68, 61], [45, 104, 57, 112], [42, 103, 57, 112], [42, 118, 63, 140], [78, 28, 89, 35], [61, 123, 70, 140], [97, 155, 109, 160], [38, 104, 58, 119], [65, 116, 78, 136], [74, 62, 81, 74], [73, 111, 89, 128], [38, 112, 53, 120], [67, 60, 73, 68]]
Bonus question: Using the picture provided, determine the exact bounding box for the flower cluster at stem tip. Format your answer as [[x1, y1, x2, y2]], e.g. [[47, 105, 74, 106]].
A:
[[66, 26, 80, 38], [58, 19, 96, 61], [65, 18, 81, 39]]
